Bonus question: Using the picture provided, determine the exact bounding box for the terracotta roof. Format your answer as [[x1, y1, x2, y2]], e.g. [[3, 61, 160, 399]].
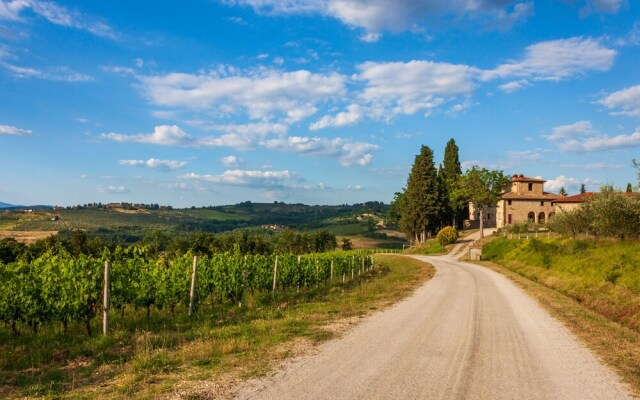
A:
[[552, 192, 595, 203], [501, 192, 560, 200], [510, 173, 545, 183], [553, 192, 638, 203]]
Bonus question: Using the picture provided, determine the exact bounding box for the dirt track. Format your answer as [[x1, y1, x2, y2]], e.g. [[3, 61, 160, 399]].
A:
[[234, 253, 632, 400]]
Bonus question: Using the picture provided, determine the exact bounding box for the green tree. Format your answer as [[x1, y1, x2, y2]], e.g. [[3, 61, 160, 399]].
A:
[[559, 187, 567, 196], [459, 167, 510, 238], [386, 191, 405, 227], [401, 146, 441, 244], [442, 139, 464, 228], [627, 183, 633, 193], [580, 183, 586, 194]]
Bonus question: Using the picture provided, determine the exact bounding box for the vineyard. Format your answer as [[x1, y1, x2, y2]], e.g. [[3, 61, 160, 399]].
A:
[[0, 246, 399, 337]]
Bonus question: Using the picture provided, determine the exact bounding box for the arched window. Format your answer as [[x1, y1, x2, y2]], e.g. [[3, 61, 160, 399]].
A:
[[538, 212, 545, 224], [527, 212, 535, 222], [549, 212, 555, 220]]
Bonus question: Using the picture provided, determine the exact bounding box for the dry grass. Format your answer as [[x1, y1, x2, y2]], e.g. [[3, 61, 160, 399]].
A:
[[479, 260, 640, 397], [0, 230, 57, 244]]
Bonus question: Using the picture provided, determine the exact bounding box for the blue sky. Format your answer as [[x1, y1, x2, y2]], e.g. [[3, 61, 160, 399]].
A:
[[1, 0, 639, 207]]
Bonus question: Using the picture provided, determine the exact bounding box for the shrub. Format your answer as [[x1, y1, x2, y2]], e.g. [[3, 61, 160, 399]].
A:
[[436, 226, 458, 246]]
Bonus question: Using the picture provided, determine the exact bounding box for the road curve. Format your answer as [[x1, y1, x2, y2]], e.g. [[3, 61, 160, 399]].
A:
[[234, 255, 632, 400]]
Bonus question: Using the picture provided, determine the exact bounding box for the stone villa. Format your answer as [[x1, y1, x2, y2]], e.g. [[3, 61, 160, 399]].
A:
[[468, 174, 562, 228]]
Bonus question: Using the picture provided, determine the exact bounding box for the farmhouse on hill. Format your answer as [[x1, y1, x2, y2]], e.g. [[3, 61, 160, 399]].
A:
[[467, 173, 562, 228]]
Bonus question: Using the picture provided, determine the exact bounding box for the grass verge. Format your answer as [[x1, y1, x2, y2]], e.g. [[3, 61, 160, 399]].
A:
[[477, 236, 640, 396], [1, 254, 433, 400]]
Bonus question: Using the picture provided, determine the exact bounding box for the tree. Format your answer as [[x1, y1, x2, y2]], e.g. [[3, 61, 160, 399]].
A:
[[458, 167, 510, 238], [386, 191, 405, 227], [442, 139, 464, 228], [580, 183, 586, 194], [401, 145, 441, 244], [627, 183, 633, 193], [559, 187, 568, 196]]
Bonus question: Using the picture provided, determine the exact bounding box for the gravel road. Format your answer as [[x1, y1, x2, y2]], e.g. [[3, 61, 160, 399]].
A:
[[234, 253, 632, 400]]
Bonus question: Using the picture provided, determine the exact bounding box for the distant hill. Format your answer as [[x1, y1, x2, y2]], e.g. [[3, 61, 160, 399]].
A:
[[0, 201, 53, 210]]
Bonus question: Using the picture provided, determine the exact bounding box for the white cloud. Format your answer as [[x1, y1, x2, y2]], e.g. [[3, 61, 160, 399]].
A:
[[226, 0, 532, 34], [481, 37, 616, 82], [262, 136, 379, 166], [97, 185, 129, 194], [0, 124, 31, 135], [544, 176, 579, 192], [0, 0, 116, 38], [498, 79, 531, 93], [119, 158, 187, 171], [559, 162, 625, 169], [102, 125, 379, 167], [179, 169, 302, 188], [309, 104, 363, 130], [138, 67, 345, 121], [221, 155, 244, 168], [360, 32, 381, 42], [560, 130, 640, 152], [1, 62, 93, 81], [580, 0, 625, 16], [599, 84, 640, 116], [102, 125, 193, 146], [355, 60, 477, 119], [546, 120, 595, 141]]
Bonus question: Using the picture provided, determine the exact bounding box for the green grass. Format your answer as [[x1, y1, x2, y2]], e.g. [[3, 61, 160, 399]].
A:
[[404, 239, 447, 255], [0, 254, 432, 400], [482, 237, 640, 332]]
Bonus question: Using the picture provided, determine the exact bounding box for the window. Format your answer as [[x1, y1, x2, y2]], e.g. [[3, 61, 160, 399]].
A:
[[527, 212, 535, 222], [528, 183, 533, 191], [508, 200, 512, 206], [538, 212, 545, 224], [540, 201, 544, 206], [508, 214, 512, 224]]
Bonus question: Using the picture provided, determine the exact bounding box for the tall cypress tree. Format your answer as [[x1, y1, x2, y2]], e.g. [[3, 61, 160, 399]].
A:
[[401, 145, 440, 243], [442, 139, 464, 228]]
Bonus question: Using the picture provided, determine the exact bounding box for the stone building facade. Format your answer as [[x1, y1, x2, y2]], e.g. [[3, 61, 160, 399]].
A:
[[468, 174, 560, 229]]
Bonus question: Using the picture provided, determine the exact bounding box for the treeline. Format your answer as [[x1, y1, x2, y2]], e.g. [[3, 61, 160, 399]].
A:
[[551, 188, 640, 239], [390, 139, 509, 243], [0, 229, 339, 264]]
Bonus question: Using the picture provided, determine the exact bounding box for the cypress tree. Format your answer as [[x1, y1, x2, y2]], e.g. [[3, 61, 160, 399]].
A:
[[580, 183, 586, 194], [559, 187, 567, 196], [626, 183, 633, 193], [401, 145, 440, 244], [442, 139, 464, 228]]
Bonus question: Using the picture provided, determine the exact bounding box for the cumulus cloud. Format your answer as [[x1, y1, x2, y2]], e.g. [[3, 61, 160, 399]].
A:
[[560, 130, 640, 152], [546, 121, 640, 152], [309, 104, 363, 130], [102, 125, 193, 146], [225, 0, 533, 36], [119, 158, 187, 171], [138, 67, 345, 121], [546, 120, 595, 141], [599, 84, 640, 116], [102, 125, 380, 167], [0, 0, 116, 38], [221, 155, 244, 167], [498, 79, 531, 93], [97, 185, 129, 194], [262, 136, 379, 166], [0, 124, 31, 135], [179, 169, 303, 188], [0, 62, 93, 81], [355, 60, 477, 119], [544, 176, 579, 192], [481, 37, 616, 82]]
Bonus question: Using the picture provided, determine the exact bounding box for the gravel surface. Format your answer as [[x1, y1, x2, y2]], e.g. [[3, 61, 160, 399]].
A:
[[234, 246, 632, 399]]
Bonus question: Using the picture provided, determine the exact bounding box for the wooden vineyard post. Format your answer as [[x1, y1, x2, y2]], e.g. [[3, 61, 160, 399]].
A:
[[351, 256, 354, 280], [188, 256, 198, 317], [330, 259, 334, 282], [297, 255, 301, 293], [360, 257, 364, 275], [272, 256, 278, 297], [102, 261, 110, 335]]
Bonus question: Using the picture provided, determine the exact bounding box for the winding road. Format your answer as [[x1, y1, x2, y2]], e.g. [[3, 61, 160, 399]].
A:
[[234, 231, 632, 400]]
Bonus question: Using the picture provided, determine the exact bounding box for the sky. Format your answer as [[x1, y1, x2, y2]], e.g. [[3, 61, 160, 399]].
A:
[[0, 0, 639, 207]]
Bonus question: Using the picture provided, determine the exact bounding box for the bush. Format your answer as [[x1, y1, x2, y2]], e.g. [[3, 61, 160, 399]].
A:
[[436, 226, 458, 246]]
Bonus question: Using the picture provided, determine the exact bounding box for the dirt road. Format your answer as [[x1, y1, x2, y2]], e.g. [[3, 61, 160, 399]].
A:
[[234, 252, 632, 399]]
